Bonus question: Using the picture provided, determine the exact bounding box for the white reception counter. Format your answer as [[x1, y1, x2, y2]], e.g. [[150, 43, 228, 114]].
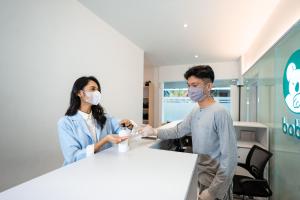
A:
[[0, 137, 198, 200]]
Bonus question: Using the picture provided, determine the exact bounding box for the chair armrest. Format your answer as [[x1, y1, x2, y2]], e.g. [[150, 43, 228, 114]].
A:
[[240, 178, 267, 185], [237, 162, 247, 169]]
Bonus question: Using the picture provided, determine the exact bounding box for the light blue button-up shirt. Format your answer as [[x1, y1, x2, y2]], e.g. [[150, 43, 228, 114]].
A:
[[57, 112, 121, 165]]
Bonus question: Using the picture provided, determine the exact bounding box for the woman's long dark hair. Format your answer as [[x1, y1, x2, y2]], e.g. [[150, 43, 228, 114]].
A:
[[65, 76, 107, 129]]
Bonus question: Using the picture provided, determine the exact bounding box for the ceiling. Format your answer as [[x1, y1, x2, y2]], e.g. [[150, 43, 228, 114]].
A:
[[79, 0, 280, 66]]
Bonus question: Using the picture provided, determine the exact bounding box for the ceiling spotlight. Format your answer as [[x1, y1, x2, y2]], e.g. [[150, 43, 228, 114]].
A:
[[194, 55, 199, 58], [183, 24, 188, 28]]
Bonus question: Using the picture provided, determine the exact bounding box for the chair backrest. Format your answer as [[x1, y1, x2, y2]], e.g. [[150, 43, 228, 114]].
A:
[[245, 145, 273, 179]]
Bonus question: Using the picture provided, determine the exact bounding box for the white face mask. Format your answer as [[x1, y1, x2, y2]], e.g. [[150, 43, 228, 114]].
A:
[[84, 90, 101, 105]]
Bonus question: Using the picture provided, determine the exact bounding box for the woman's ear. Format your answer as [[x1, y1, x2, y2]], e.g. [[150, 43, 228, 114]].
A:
[[77, 90, 84, 98]]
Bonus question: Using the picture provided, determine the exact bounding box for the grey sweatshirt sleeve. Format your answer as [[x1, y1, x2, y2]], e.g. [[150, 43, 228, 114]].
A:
[[157, 109, 193, 140], [208, 110, 238, 199]]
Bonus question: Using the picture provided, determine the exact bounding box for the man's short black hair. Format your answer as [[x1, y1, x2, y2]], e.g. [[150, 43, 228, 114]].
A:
[[184, 65, 214, 83]]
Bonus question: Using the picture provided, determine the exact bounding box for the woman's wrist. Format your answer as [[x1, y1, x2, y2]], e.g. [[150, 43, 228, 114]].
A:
[[95, 136, 109, 152], [103, 135, 109, 143], [94, 142, 101, 152]]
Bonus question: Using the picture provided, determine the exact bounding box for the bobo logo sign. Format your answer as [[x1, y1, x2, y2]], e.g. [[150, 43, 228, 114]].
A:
[[282, 49, 300, 139]]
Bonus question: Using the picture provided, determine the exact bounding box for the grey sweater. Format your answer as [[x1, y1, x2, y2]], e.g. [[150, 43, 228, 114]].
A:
[[157, 102, 237, 199]]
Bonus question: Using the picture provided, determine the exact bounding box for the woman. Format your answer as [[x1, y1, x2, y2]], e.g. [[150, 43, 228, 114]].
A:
[[58, 76, 131, 165]]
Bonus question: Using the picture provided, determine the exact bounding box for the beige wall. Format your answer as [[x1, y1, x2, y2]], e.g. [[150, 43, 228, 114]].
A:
[[144, 56, 155, 83]]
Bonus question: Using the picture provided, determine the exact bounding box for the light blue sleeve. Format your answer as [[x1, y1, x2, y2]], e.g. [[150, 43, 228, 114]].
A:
[[109, 116, 121, 134], [58, 118, 86, 165]]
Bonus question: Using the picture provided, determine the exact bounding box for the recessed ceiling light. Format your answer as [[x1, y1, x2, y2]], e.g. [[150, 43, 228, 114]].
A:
[[194, 55, 199, 58], [183, 24, 188, 28]]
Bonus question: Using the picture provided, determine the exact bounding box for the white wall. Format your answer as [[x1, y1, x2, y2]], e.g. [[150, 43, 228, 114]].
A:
[[153, 61, 240, 127], [157, 61, 240, 82], [242, 0, 300, 74], [0, 0, 143, 192]]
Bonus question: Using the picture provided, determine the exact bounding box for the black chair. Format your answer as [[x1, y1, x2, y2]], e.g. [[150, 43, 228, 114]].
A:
[[233, 145, 273, 199]]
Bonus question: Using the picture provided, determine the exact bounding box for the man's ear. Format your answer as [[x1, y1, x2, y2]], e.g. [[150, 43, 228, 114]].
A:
[[207, 82, 213, 90], [205, 82, 213, 94], [287, 63, 296, 82]]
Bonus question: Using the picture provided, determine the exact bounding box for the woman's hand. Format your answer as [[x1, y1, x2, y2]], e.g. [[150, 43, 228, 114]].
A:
[[94, 134, 128, 152], [120, 119, 134, 130], [105, 134, 128, 144]]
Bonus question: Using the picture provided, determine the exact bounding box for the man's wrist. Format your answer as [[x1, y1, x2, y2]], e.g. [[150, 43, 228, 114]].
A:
[[154, 128, 158, 136]]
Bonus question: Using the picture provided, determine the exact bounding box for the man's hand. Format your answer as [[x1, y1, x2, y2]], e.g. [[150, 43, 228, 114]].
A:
[[198, 189, 214, 200], [139, 125, 157, 137]]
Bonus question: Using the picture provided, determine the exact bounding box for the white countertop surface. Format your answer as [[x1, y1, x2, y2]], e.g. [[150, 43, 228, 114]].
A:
[[0, 137, 198, 200]]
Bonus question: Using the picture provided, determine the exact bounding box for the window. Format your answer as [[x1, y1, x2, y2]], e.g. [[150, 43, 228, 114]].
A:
[[162, 80, 236, 123]]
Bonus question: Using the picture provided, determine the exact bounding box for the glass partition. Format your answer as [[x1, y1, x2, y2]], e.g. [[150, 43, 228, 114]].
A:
[[241, 21, 300, 200]]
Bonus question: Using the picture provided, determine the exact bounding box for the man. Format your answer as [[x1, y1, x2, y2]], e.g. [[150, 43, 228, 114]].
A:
[[141, 65, 237, 200]]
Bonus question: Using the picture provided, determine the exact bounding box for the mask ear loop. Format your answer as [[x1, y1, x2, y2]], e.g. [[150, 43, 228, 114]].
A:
[[81, 90, 91, 104]]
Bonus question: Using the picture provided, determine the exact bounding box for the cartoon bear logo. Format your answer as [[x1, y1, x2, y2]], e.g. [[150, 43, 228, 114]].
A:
[[283, 49, 300, 113]]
